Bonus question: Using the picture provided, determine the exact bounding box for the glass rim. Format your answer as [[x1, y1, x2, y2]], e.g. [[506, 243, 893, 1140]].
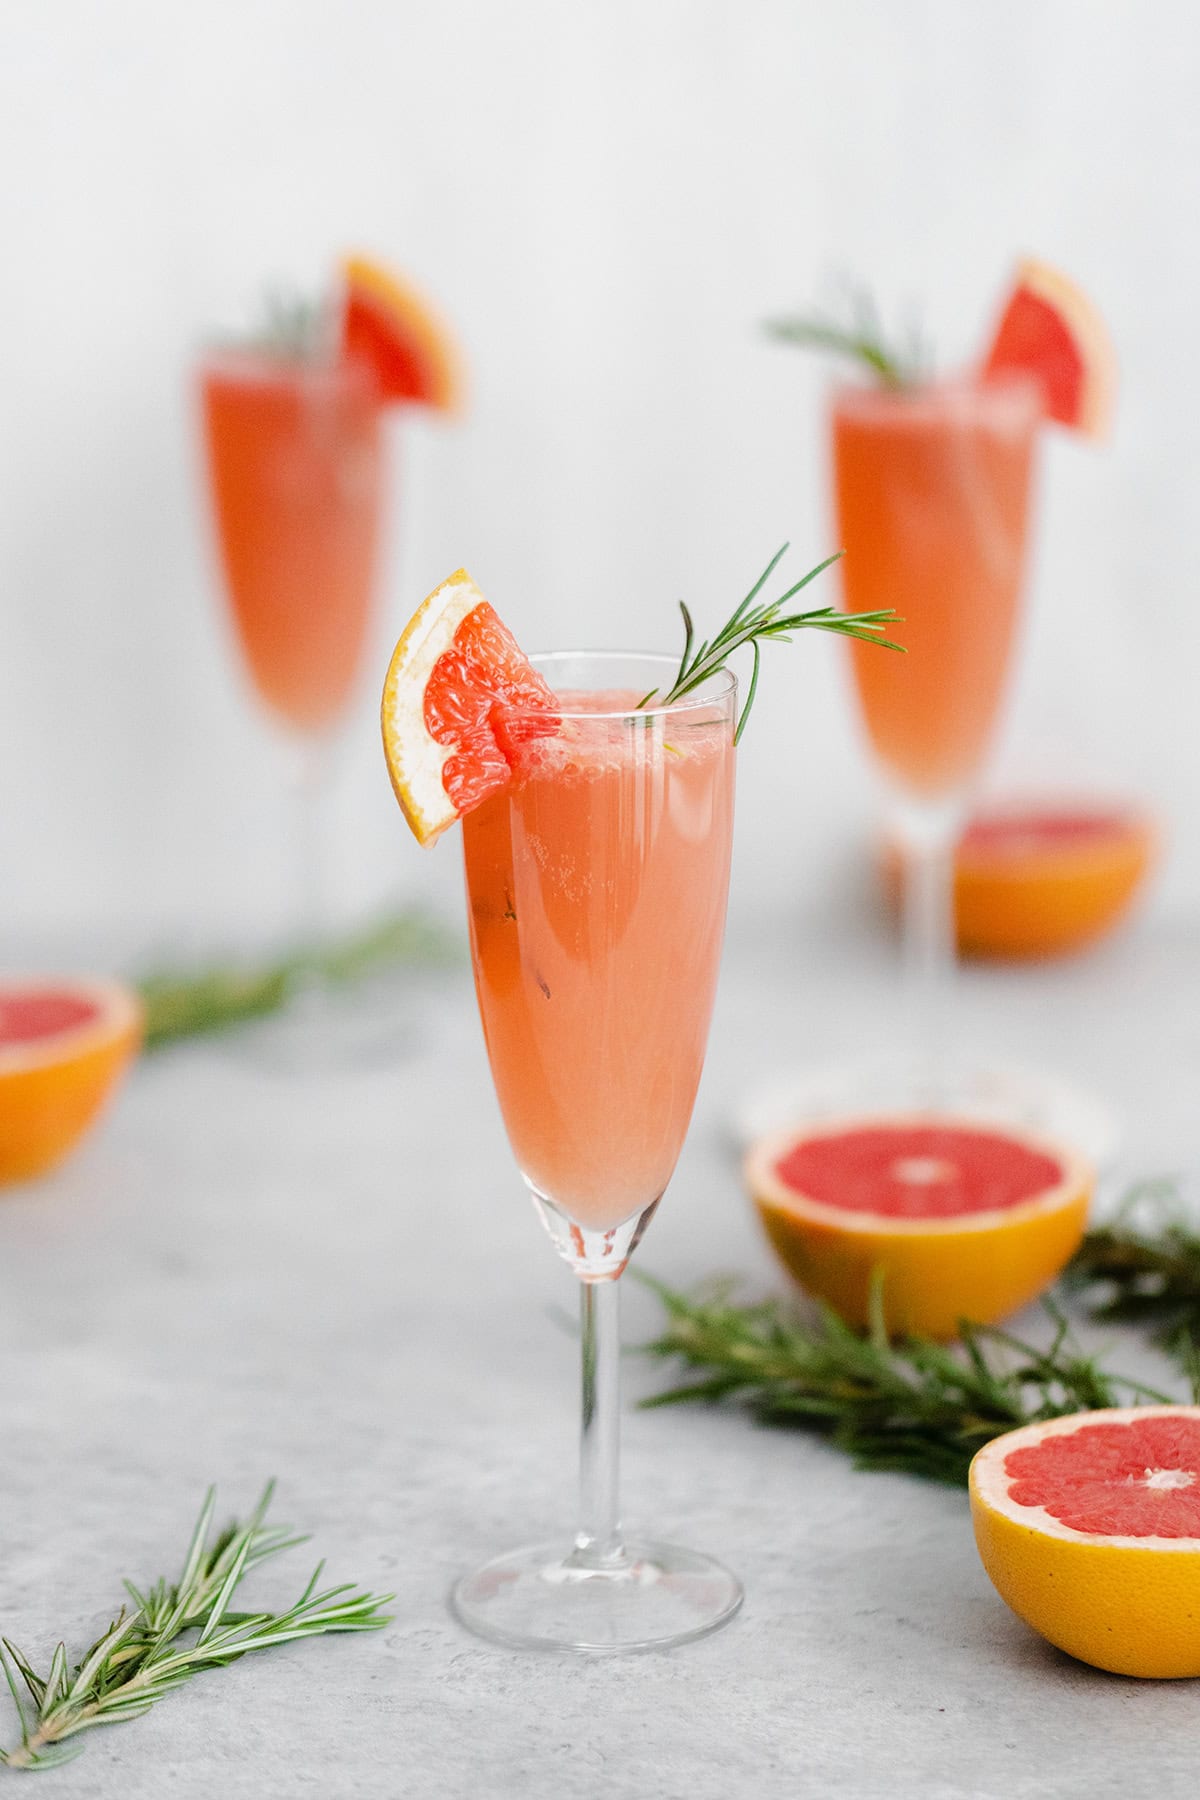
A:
[[526, 649, 737, 722], [829, 369, 1042, 413]]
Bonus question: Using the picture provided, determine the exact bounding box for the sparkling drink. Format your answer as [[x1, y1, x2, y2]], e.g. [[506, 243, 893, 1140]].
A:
[[463, 680, 735, 1244], [201, 349, 383, 734]]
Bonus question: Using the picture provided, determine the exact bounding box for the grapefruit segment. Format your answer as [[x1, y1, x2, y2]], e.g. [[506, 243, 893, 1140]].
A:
[[381, 569, 559, 846], [970, 1406, 1200, 1677], [0, 979, 142, 1183], [746, 1116, 1091, 1340], [340, 254, 464, 411], [981, 259, 1115, 438]]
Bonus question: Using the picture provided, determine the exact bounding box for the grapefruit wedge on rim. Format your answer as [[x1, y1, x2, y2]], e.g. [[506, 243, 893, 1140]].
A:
[[746, 1116, 1091, 1340], [0, 979, 142, 1183], [381, 569, 559, 846], [340, 254, 464, 412], [981, 258, 1115, 438], [971, 1406, 1200, 1678]]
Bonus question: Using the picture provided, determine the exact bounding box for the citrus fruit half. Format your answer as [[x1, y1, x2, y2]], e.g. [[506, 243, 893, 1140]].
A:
[[340, 254, 464, 411], [971, 1406, 1200, 1677], [882, 800, 1157, 960], [0, 979, 143, 1183], [746, 1117, 1090, 1339], [981, 258, 1115, 438], [381, 568, 559, 846]]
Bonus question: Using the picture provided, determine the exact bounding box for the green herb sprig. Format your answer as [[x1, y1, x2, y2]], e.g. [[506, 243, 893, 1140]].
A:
[[765, 284, 927, 388], [637, 1274, 1176, 1488], [136, 908, 458, 1050], [1065, 1182, 1200, 1367], [0, 1483, 391, 1771], [641, 544, 904, 744]]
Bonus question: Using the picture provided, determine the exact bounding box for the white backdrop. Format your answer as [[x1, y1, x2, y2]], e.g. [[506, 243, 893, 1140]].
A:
[[2, 0, 1195, 960]]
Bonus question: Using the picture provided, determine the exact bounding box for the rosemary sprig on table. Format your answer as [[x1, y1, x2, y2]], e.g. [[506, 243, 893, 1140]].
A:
[[1065, 1182, 1200, 1366], [765, 284, 927, 387], [0, 1484, 391, 1771], [136, 908, 457, 1050], [638, 1275, 1176, 1488], [640, 544, 904, 744]]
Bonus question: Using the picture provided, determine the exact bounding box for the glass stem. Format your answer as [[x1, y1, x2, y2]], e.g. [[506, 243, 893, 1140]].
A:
[[574, 1277, 623, 1567], [293, 737, 331, 996], [897, 805, 959, 1104]]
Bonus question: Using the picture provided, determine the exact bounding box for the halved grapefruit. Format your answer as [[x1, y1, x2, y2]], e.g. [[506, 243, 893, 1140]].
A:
[[981, 259, 1115, 438], [971, 1406, 1200, 1677], [882, 800, 1157, 960], [746, 1117, 1091, 1340], [340, 255, 463, 411], [0, 979, 142, 1183], [381, 569, 559, 846]]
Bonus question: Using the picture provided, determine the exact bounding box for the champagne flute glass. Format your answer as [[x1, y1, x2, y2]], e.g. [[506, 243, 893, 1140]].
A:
[[199, 343, 384, 1024], [451, 653, 742, 1652], [833, 374, 1040, 1106]]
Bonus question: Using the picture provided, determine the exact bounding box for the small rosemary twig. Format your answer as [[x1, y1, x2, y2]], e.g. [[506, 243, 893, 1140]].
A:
[[1065, 1180, 1200, 1368], [641, 544, 903, 744], [0, 1484, 391, 1771], [136, 908, 458, 1050], [637, 1274, 1175, 1488]]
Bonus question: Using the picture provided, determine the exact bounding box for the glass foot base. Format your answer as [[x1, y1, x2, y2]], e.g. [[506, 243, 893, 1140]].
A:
[[450, 1539, 743, 1653]]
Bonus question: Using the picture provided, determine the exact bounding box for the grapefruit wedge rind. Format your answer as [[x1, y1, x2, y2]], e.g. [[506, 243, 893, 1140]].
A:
[[982, 258, 1116, 440], [381, 570, 489, 846], [0, 978, 142, 1183], [340, 255, 464, 412], [746, 1116, 1091, 1340], [971, 1406, 1200, 1678]]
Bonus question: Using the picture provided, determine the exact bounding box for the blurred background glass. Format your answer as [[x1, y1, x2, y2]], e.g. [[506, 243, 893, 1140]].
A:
[[0, 0, 1189, 970]]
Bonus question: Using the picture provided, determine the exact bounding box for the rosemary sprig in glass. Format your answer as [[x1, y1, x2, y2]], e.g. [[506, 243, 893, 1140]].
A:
[[637, 1274, 1176, 1488], [0, 1483, 391, 1771], [639, 544, 903, 744], [764, 283, 927, 387]]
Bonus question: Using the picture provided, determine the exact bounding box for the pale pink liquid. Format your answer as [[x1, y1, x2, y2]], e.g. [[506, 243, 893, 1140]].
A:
[[463, 691, 735, 1230]]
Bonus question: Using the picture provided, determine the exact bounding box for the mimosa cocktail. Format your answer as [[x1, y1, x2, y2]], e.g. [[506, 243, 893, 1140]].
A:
[[464, 669, 735, 1244], [201, 349, 383, 733]]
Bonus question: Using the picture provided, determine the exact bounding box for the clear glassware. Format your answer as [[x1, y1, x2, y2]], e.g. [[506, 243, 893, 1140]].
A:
[[199, 347, 384, 1034], [451, 653, 743, 1651]]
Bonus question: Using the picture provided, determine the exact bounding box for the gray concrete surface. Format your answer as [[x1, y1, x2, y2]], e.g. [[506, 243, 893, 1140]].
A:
[[1, 919, 1198, 1798]]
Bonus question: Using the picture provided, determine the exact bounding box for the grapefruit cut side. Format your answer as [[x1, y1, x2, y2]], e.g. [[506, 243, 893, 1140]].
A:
[[381, 569, 560, 846], [981, 259, 1115, 438], [746, 1116, 1091, 1339], [0, 979, 143, 1183], [340, 255, 464, 411], [971, 1407, 1200, 1677]]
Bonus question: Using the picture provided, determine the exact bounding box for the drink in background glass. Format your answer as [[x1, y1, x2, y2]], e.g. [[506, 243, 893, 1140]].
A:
[[452, 653, 743, 1650], [833, 376, 1040, 1095], [201, 349, 383, 734]]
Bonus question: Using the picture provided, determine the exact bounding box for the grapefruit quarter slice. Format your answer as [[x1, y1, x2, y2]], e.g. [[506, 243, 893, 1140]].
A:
[[0, 979, 143, 1183], [746, 1115, 1091, 1340], [381, 569, 559, 847], [981, 258, 1116, 439], [340, 254, 464, 412], [971, 1406, 1200, 1678]]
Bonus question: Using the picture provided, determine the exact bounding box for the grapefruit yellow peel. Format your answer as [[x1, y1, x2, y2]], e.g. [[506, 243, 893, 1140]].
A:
[[971, 1407, 1200, 1679]]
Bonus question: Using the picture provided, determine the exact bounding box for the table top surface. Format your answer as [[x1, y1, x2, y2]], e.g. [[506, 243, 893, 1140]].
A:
[[2, 917, 1198, 1800]]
